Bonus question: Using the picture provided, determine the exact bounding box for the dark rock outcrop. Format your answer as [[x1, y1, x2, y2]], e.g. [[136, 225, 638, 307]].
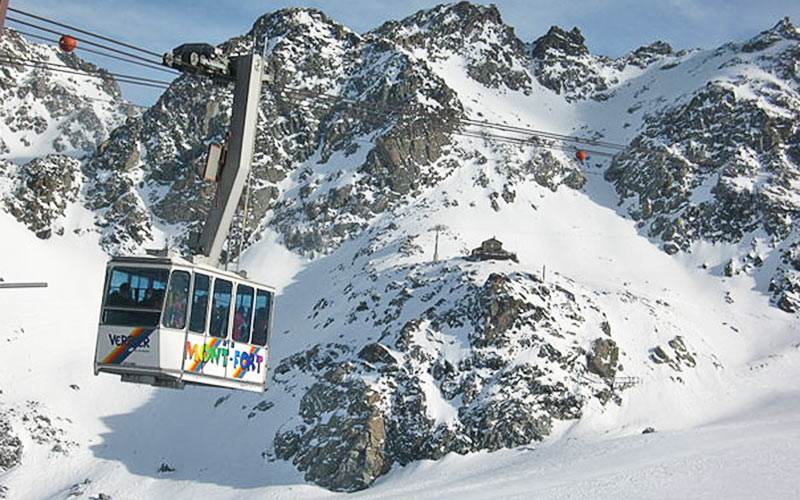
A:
[[0, 413, 22, 473], [3, 155, 80, 239], [271, 264, 617, 490]]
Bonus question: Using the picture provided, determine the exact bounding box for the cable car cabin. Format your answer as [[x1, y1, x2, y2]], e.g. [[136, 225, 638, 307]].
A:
[[94, 255, 275, 393]]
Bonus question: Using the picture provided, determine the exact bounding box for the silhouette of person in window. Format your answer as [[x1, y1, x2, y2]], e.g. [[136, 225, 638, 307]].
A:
[[109, 283, 134, 306], [165, 291, 187, 329], [233, 307, 247, 342], [142, 287, 156, 307], [253, 308, 267, 344]]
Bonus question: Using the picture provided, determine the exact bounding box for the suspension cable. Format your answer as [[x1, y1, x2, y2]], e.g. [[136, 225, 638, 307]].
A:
[[0, 55, 173, 85], [272, 84, 631, 152], [8, 6, 162, 57], [0, 58, 170, 89], [274, 89, 619, 158], [11, 29, 178, 75], [6, 17, 165, 67]]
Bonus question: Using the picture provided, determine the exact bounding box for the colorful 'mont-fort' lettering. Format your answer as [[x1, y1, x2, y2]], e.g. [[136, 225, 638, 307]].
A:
[[184, 341, 264, 375]]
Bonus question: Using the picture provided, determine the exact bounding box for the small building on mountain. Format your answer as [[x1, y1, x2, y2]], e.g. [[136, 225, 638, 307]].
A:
[[468, 237, 518, 262]]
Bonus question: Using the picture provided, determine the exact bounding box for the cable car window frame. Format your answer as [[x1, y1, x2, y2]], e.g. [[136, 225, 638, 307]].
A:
[[102, 266, 169, 327], [232, 284, 254, 343], [188, 273, 211, 334], [209, 278, 233, 338], [251, 289, 272, 347], [162, 270, 191, 330]]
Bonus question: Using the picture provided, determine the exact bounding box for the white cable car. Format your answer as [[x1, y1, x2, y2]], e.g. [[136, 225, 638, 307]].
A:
[[94, 254, 275, 392], [94, 53, 277, 392]]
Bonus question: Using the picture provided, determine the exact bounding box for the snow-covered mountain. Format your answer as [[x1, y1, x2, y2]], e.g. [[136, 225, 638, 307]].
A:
[[1, 3, 800, 497]]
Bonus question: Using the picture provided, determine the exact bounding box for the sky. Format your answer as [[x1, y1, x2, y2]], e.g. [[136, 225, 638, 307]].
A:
[[5, 0, 800, 105]]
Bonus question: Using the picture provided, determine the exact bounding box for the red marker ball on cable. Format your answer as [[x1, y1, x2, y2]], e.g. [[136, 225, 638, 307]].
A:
[[59, 35, 77, 52]]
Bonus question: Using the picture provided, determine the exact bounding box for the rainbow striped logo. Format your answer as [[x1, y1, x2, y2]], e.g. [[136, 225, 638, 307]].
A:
[[232, 346, 260, 379], [102, 327, 155, 365], [186, 337, 222, 373]]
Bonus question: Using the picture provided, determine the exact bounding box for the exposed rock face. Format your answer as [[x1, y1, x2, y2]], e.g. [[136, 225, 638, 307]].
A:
[[528, 27, 680, 102], [523, 149, 586, 191], [742, 17, 800, 53], [0, 27, 131, 249], [605, 19, 800, 310], [0, 4, 593, 259], [74, 7, 471, 259], [3, 155, 80, 239], [62, 2, 597, 260], [650, 336, 697, 372], [271, 262, 621, 491], [772, 242, 800, 312], [84, 116, 155, 253], [273, 353, 389, 491], [624, 41, 674, 69], [375, 2, 531, 93], [528, 26, 613, 101], [530, 26, 589, 60], [607, 82, 797, 245], [587, 338, 620, 381], [0, 410, 22, 473]]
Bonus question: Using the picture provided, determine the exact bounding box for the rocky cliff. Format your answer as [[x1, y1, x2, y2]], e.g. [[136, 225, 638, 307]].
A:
[[0, 28, 131, 242], [605, 18, 800, 311]]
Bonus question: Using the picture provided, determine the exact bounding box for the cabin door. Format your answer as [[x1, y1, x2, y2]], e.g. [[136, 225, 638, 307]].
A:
[[225, 287, 271, 387], [183, 274, 232, 380]]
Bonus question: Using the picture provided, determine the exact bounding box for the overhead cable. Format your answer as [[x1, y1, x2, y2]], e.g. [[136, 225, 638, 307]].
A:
[[8, 6, 162, 57], [6, 17, 165, 67], [271, 84, 629, 152], [0, 57, 170, 89], [275, 89, 617, 158], [0, 55, 173, 85], [11, 28, 178, 75]]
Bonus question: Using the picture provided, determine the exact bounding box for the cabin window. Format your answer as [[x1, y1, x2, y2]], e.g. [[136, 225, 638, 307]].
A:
[[189, 273, 210, 333], [162, 271, 190, 329], [103, 267, 169, 326], [251, 289, 272, 346], [232, 285, 254, 343], [209, 279, 232, 338]]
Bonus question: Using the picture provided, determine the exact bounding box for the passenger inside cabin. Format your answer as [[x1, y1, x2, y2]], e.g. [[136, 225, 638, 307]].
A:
[[232, 307, 246, 342], [108, 283, 134, 306], [253, 307, 268, 344], [164, 292, 187, 329], [254, 308, 266, 333], [210, 309, 224, 337], [142, 287, 156, 307]]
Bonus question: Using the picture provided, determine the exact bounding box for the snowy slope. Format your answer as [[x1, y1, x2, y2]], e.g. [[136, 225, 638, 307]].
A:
[[2, 158, 800, 498], [2, 3, 800, 499], [0, 29, 130, 163]]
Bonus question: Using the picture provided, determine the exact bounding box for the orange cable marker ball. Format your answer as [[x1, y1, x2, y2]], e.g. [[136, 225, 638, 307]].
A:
[[59, 35, 77, 52], [575, 150, 588, 162]]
